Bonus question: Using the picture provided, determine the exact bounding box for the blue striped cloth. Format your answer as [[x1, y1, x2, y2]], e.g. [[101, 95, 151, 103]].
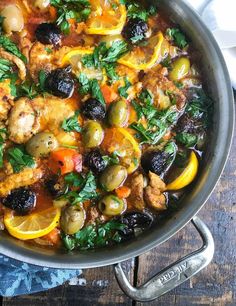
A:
[[0, 254, 82, 297]]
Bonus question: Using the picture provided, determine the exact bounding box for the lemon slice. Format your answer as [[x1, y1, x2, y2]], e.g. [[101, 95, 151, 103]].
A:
[[102, 127, 141, 174], [61, 47, 106, 80], [4, 207, 61, 240], [85, 0, 126, 35], [118, 32, 164, 70], [166, 151, 199, 190]]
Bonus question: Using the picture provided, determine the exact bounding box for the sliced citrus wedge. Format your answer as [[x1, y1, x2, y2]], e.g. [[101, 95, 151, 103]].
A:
[[4, 207, 61, 240], [102, 127, 141, 174], [166, 151, 199, 190], [118, 31, 164, 70], [61, 47, 106, 80], [85, 0, 127, 35]]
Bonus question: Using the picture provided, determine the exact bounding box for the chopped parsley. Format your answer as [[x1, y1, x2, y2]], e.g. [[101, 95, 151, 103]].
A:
[[7, 146, 35, 173], [102, 151, 120, 166], [0, 36, 27, 63], [166, 28, 188, 49], [45, 47, 53, 54], [118, 77, 131, 98], [81, 41, 128, 82], [62, 171, 98, 205], [77, 73, 105, 106], [11, 70, 47, 99], [130, 89, 178, 144], [62, 219, 126, 250], [50, 0, 91, 34], [61, 110, 82, 133], [121, 0, 157, 21], [175, 132, 198, 148], [0, 59, 14, 82]]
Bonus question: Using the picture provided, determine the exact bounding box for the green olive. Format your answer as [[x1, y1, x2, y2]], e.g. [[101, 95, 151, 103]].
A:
[[60, 205, 85, 235], [82, 121, 104, 148], [100, 165, 127, 191], [108, 100, 128, 127], [169, 57, 190, 81], [99, 194, 126, 216], [26, 132, 58, 157], [53, 198, 68, 209], [1, 5, 24, 34]]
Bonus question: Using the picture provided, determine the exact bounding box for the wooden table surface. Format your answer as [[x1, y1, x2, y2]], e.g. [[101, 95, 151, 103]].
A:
[[1, 100, 235, 306]]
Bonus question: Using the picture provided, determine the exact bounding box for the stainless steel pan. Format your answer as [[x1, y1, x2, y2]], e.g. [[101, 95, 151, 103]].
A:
[[0, 0, 234, 301]]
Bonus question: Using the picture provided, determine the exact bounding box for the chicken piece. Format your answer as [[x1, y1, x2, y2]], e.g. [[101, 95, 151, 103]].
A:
[[8, 96, 76, 144], [8, 98, 40, 144], [29, 42, 70, 81], [31, 96, 75, 133], [0, 80, 13, 121], [128, 172, 145, 211], [0, 168, 43, 197], [0, 48, 26, 80], [144, 171, 167, 211], [142, 67, 186, 110]]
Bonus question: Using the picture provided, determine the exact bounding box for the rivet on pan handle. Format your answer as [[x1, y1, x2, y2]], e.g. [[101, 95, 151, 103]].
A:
[[114, 217, 214, 302]]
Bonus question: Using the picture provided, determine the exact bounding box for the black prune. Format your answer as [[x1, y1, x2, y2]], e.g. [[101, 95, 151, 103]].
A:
[[118, 211, 154, 239], [45, 175, 65, 198], [122, 18, 149, 44], [2, 188, 36, 215], [35, 23, 62, 46], [81, 98, 106, 121], [141, 150, 170, 176], [84, 149, 106, 174], [45, 66, 74, 98]]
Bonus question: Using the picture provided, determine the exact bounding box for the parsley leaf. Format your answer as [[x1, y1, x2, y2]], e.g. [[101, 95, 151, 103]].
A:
[[0, 36, 27, 63], [61, 110, 81, 133], [0, 59, 14, 82], [102, 151, 120, 166], [77, 74, 106, 107], [175, 132, 198, 148], [123, 1, 157, 21], [63, 171, 98, 204], [62, 219, 126, 250], [81, 41, 128, 81], [130, 90, 178, 144], [7, 146, 35, 173], [166, 28, 188, 49], [118, 77, 131, 98], [50, 0, 91, 34]]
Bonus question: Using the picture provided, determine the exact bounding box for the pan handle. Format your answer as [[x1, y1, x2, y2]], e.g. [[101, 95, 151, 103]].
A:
[[114, 216, 214, 302]]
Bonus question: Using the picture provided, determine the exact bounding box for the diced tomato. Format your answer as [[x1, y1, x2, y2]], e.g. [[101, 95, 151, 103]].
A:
[[73, 153, 82, 173], [42, 228, 60, 245], [115, 186, 131, 199], [48, 149, 82, 175], [101, 85, 118, 104]]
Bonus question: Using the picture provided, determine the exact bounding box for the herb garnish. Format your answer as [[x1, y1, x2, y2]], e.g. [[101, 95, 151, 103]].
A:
[[50, 0, 91, 34], [7, 146, 35, 173], [175, 132, 198, 148], [62, 171, 98, 204], [102, 151, 120, 166], [77, 73, 106, 106], [118, 77, 131, 98], [130, 89, 178, 144], [121, 0, 157, 21], [0, 59, 14, 82], [81, 41, 128, 82], [0, 36, 27, 63], [166, 28, 188, 49], [62, 220, 126, 250], [61, 110, 81, 133]]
